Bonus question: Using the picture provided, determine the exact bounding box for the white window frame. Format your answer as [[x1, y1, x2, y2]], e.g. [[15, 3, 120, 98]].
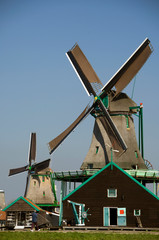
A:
[[134, 209, 141, 216], [107, 188, 117, 198]]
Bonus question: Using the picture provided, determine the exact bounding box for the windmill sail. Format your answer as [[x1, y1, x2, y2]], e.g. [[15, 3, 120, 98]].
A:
[[66, 44, 103, 96], [96, 99, 127, 153], [9, 165, 28, 176], [48, 104, 93, 154], [24, 173, 30, 197], [101, 38, 153, 98], [34, 159, 50, 172], [28, 132, 36, 165]]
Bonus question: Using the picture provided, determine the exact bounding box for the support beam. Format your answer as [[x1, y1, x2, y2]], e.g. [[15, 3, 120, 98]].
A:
[[140, 104, 144, 159], [153, 180, 156, 196], [69, 181, 71, 193]]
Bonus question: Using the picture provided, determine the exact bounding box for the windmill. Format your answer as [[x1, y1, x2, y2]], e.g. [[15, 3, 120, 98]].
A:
[[9, 133, 57, 209], [48, 38, 153, 170]]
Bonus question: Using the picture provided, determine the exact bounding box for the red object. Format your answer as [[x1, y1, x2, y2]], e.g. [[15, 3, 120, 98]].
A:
[[120, 210, 124, 215]]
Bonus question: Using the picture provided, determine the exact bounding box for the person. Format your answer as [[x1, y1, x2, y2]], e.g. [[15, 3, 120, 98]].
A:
[[31, 210, 40, 231]]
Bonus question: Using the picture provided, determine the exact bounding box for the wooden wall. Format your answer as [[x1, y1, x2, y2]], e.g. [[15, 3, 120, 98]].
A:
[[63, 164, 159, 227]]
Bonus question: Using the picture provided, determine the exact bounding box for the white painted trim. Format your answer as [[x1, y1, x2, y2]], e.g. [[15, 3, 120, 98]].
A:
[[134, 209, 141, 216], [107, 188, 117, 198], [101, 38, 149, 92], [66, 52, 90, 96]]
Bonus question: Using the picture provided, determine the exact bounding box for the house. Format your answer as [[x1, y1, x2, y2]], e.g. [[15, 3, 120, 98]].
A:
[[0, 210, 6, 229], [3, 196, 59, 229], [62, 162, 159, 228]]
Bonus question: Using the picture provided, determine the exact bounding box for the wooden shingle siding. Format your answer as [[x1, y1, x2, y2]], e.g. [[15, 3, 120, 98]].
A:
[[5, 199, 35, 212]]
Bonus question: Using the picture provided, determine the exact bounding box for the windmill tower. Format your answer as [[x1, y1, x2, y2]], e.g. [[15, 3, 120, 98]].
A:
[[0, 190, 5, 210], [48, 38, 153, 170], [9, 133, 58, 211], [81, 92, 146, 170]]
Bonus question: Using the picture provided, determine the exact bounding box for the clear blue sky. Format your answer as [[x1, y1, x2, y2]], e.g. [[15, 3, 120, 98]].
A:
[[0, 0, 159, 204]]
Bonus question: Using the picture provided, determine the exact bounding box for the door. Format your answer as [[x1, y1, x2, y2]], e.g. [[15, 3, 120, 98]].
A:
[[117, 208, 126, 226], [104, 207, 126, 226], [103, 207, 109, 226], [103, 207, 117, 226]]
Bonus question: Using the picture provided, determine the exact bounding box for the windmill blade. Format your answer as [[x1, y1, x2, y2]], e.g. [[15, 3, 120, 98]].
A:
[[9, 165, 28, 176], [34, 159, 51, 173], [28, 132, 36, 166], [101, 38, 153, 98], [95, 99, 127, 153], [24, 173, 30, 197], [48, 104, 94, 154], [66, 43, 103, 96]]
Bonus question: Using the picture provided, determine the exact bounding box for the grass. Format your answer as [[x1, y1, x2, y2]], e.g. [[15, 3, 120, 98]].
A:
[[0, 231, 159, 240]]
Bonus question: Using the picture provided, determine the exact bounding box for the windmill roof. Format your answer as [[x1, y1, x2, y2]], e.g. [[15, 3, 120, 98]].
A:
[[63, 162, 159, 201], [2, 196, 44, 212]]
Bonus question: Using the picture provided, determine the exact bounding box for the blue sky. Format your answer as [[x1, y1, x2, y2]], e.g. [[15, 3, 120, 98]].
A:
[[0, 0, 159, 204]]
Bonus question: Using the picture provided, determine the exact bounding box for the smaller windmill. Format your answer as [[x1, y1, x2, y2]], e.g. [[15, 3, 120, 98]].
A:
[[9, 133, 57, 210]]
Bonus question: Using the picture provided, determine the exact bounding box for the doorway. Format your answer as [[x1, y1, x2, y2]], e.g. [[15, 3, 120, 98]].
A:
[[103, 207, 126, 226], [17, 212, 26, 226], [103, 207, 117, 226], [110, 208, 117, 225]]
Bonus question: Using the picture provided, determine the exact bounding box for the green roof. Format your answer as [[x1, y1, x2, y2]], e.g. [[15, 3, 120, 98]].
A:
[[63, 162, 159, 201], [3, 196, 43, 212]]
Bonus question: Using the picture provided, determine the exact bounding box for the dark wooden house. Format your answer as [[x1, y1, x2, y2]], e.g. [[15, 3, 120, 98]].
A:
[[62, 162, 159, 228]]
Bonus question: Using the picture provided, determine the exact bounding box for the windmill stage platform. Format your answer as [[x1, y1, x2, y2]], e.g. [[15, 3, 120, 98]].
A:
[[53, 168, 159, 183], [52, 168, 159, 196]]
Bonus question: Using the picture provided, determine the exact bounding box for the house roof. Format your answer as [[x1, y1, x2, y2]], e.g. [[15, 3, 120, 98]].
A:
[[3, 196, 44, 212], [63, 162, 159, 201]]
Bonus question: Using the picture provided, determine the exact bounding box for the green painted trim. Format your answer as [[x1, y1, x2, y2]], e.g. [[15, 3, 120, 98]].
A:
[[140, 106, 144, 158], [63, 163, 112, 201], [96, 146, 99, 154], [3, 196, 23, 211], [32, 174, 51, 177], [22, 197, 42, 211], [125, 115, 129, 128], [3, 196, 42, 211], [129, 106, 140, 110], [50, 173, 58, 203], [135, 151, 138, 158], [63, 162, 159, 202], [102, 95, 109, 108], [37, 204, 59, 207], [114, 163, 159, 201]]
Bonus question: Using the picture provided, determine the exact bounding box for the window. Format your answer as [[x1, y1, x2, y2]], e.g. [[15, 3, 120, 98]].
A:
[[43, 191, 45, 196], [134, 209, 141, 216], [42, 176, 45, 182], [135, 151, 138, 158], [107, 188, 117, 198], [96, 146, 99, 154], [34, 181, 36, 186], [88, 164, 93, 169]]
